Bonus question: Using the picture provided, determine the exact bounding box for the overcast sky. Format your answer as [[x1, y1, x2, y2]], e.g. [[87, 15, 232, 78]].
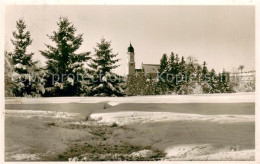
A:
[[5, 5, 255, 75]]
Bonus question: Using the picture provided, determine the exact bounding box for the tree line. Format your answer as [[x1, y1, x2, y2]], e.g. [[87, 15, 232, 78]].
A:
[[126, 53, 246, 96], [5, 17, 254, 97], [5, 17, 124, 97]]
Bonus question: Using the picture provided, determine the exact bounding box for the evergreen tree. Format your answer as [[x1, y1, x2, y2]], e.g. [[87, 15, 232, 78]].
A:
[[126, 71, 158, 96], [200, 61, 211, 93], [88, 38, 124, 96], [158, 53, 169, 94], [175, 56, 187, 93], [167, 52, 176, 90], [185, 56, 196, 85], [126, 73, 140, 96], [167, 52, 175, 75], [219, 69, 232, 93], [174, 54, 184, 92], [40, 17, 90, 96], [202, 61, 209, 81], [175, 54, 179, 65], [5, 51, 16, 97], [10, 19, 43, 96], [195, 65, 202, 82], [158, 53, 168, 79], [179, 56, 186, 73], [208, 69, 218, 93], [178, 56, 186, 79]]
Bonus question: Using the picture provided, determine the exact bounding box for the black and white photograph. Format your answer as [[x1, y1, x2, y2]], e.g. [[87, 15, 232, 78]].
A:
[[0, 1, 258, 162]]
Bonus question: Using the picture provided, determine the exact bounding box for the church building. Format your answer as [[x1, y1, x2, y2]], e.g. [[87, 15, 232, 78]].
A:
[[126, 43, 160, 79]]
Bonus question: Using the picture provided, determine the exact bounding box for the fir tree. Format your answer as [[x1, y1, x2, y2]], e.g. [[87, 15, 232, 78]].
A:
[[185, 56, 196, 85], [88, 38, 124, 96], [179, 56, 186, 72], [5, 51, 16, 97], [218, 69, 232, 93], [208, 69, 218, 93], [195, 65, 202, 82], [10, 19, 43, 96], [158, 53, 169, 93], [175, 54, 179, 65], [167, 52, 177, 91], [202, 61, 209, 81], [175, 56, 188, 92], [126, 71, 158, 96], [167, 52, 175, 75], [175, 54, 180, 77], [178, 56, 186, 79], [158, 53, 168, 78], [40, 17, 90, 96]]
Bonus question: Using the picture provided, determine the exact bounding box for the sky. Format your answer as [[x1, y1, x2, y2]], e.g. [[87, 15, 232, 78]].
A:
[[4, 5, 255, 75]]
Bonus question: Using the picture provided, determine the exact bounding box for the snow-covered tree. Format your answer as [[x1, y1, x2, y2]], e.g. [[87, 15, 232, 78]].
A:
[[157, 53, 169, 94], [126, 71, 159, 96], [9, 19, 44, 97], [186, 56, 196, 81], [202, 61, 209, 81], [167, 52, 176, 88], [158, 53, 168, 77], [40, 17, 91, 96], [217, 70, 233, 93], [5, 51, 16, 97], [177, 81, 203, 95], [179, 56, 186, 75], [88, 38, 124, 96], [195, 65, 202, 82], [208, 69, 218, 93]]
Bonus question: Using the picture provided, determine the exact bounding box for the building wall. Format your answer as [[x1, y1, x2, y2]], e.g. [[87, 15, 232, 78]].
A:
[[127, 52, 135, 75], [230, 71, 255, 83]]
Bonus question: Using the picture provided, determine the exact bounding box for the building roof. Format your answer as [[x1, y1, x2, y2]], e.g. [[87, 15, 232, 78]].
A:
[[135, 69, 142, 72], [128, 43, 134, 53], [142, 64, 160, 74]]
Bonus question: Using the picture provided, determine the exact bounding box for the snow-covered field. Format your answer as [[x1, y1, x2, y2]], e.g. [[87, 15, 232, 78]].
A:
[[5, 92, 255, 104], [90, 111, 254, 125], [5, 93, 255, 161]]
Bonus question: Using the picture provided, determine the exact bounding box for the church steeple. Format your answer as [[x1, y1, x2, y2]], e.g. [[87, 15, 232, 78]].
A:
[[128, 42, 134, 53], [127, 42, 135, 76]]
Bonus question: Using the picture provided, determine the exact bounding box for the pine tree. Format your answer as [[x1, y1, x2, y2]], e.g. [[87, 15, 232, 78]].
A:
[[126, 71, 158, 96], [175, 56, 187, 92], [40, 17, 90, 96], [174, 54, 180, 83], [200, 61, 211, 93], [185, 56, 196, 89], [202, 61, 209, 81], [167, 52, 177, 91], [158, 53, 168, 77], [179, 56, 185, 72], [208, 69, 218, 93], [195, 65, 202, 82], [10, 19, 43, 97], [167, 52, 175, 75], [178, 56, 186, 79], [126, 73, 139, 96], [218, 69, 232, 93], [5, 51, 16, 97], [158, 53, 169, 93], [88, 38, 124, 96]]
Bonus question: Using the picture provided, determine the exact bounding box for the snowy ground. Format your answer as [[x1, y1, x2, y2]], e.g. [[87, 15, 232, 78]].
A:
[[90, 111, 254, 125], [5, 93, 255, 161], [5, 92, 255, 105]]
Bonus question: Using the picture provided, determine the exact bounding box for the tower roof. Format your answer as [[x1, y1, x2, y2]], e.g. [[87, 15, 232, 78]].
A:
[[128, 43, 134, 53]]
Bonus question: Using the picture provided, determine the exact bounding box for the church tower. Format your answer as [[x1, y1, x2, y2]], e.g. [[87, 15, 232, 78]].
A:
[[127, 43, 135, 76]]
